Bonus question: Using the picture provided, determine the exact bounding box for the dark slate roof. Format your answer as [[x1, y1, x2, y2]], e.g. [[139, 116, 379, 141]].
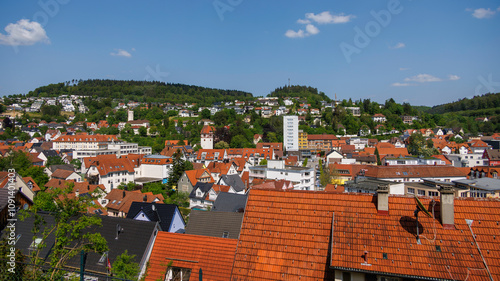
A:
[[12, 213, 158, 275], [189, 182, 213, 199], [219, 174, 245, 192], [49, 164, 75, 173], [185, 210, 244, 239], [212, 192, 248, 212], [126, 202, 182, 232], [41, 150, 59, 158], [10, 212, 56, 261]]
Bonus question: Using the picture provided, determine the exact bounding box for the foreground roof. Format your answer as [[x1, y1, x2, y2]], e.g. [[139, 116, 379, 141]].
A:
[[145, 232, 237, 281], [232, 189, 500, 280]]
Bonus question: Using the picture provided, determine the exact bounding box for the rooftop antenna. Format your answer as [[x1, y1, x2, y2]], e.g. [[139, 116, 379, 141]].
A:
[[466, 219, 494, 281], [414, 196, 431, 245], [288, 78, 290, 88]]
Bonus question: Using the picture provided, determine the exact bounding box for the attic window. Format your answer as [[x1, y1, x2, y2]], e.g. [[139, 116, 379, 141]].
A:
[[436, 245, 441, 252], [382, 253, 388, 259], [222, 231, 229, 238]]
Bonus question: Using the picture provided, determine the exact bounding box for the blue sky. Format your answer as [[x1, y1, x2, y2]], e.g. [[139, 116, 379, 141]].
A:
[[0, 0, 499, 106]]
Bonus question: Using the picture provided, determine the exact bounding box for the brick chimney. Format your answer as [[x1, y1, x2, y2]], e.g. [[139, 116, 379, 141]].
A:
[[440, 186, 455, 229], [377, 184, 389, 216]]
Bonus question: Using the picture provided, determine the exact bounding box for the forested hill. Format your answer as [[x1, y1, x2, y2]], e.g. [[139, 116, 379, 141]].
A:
[[268, 85, 331, 102], [27, 79, 254, 106], [425, 93, 500, 116]]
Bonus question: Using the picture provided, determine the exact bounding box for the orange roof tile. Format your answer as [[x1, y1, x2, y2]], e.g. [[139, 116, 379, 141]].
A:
[[232, 189, 500, 280], [22, 177, 40, 192], [364, 165, 468, 179], [201, 125, 215, 134], [105, 189, 164, 215], [54, 134, 118, 142], [51, 169, 76, 179], [184, 169, 214, 186], [145, 232, 237, 281]]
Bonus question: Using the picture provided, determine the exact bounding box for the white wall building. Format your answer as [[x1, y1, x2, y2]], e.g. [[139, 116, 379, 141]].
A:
[[283, 115, 298, 152], [446, 153, 488, 168], [249, 160, 315, 190]]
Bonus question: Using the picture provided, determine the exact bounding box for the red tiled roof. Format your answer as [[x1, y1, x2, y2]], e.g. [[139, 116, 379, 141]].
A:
[[196, 149, 226, 161], [232, 189, 500, 280], [54, 134, 118, 143], [323, 183, 344, 192], [307, 134, 338, 141], [231, 157, 249, 172], [145, 232, 237, 281], [51, 169, 76, 179], [105, 189, 164, 214], [364, 165, 468, 179], [256, 142, 283, 151], [432, 154, 452, 165], [201, 125, 215, 134], [22, 177, 41, 192], [45, 178, 105, 197], [212, 184, 231, 193], [85, 154, 142, 176], [206, 162, 232, 175], [184, 169, 214, 186], [140, 157, 172, 165]]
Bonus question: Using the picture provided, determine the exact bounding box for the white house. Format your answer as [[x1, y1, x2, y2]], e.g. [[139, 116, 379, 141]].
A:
[[249, 160, 315, 191]]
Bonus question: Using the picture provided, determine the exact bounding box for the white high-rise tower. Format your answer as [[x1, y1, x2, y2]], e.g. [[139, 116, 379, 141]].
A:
[[283, 115, 298, 152]]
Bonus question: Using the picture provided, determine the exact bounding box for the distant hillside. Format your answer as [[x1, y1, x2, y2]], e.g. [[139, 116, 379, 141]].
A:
[[425, 93, 500, 116], [27, 79, 254, 106], [267, 85, 331, 107]]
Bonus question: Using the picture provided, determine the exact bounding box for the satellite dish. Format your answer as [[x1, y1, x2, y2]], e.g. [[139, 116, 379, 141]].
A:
[[414, 196, 432, 218]]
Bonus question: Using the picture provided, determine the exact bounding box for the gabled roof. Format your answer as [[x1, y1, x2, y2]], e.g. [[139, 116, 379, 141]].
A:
[[54, 134, 118, 142], [51, 169, 77, 179], [126, 202, 181, 231], [184, 169, 214, 186], [189, 182, 214, 199], [145, 232, 238, 281], [22, 177, 41, 192], [44, 178, 105, 197], [307, 134, 338, 141], [196, 149, 226, 161], [86, 155, 141, 176], [48, 164, 75, 173], [484, 149, 500, 161], [105, 189, 164, 215], [364, 165, 468, 179], [232, 189, 500, 280], [213, 192, 248, 212], [219, 174, 245, 192], [185, 210, 244, 239], [201, 124, 215, 134]]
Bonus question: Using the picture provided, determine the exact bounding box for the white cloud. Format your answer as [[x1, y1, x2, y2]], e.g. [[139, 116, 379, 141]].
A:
[[390, 42, 405, 49], [297, 18, 311, 24], [399, 67, 410, 71], [448, 74, 460, 81], [470, 8, 496, 19], [404, 74, 442, 83], [0, 19, 49, 46], [305, 24, 319, 35], [111, 49, 132, 57], [391, 82, 412, 87], [305, 11, 354, 24], [285, 29, 306, 38]]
